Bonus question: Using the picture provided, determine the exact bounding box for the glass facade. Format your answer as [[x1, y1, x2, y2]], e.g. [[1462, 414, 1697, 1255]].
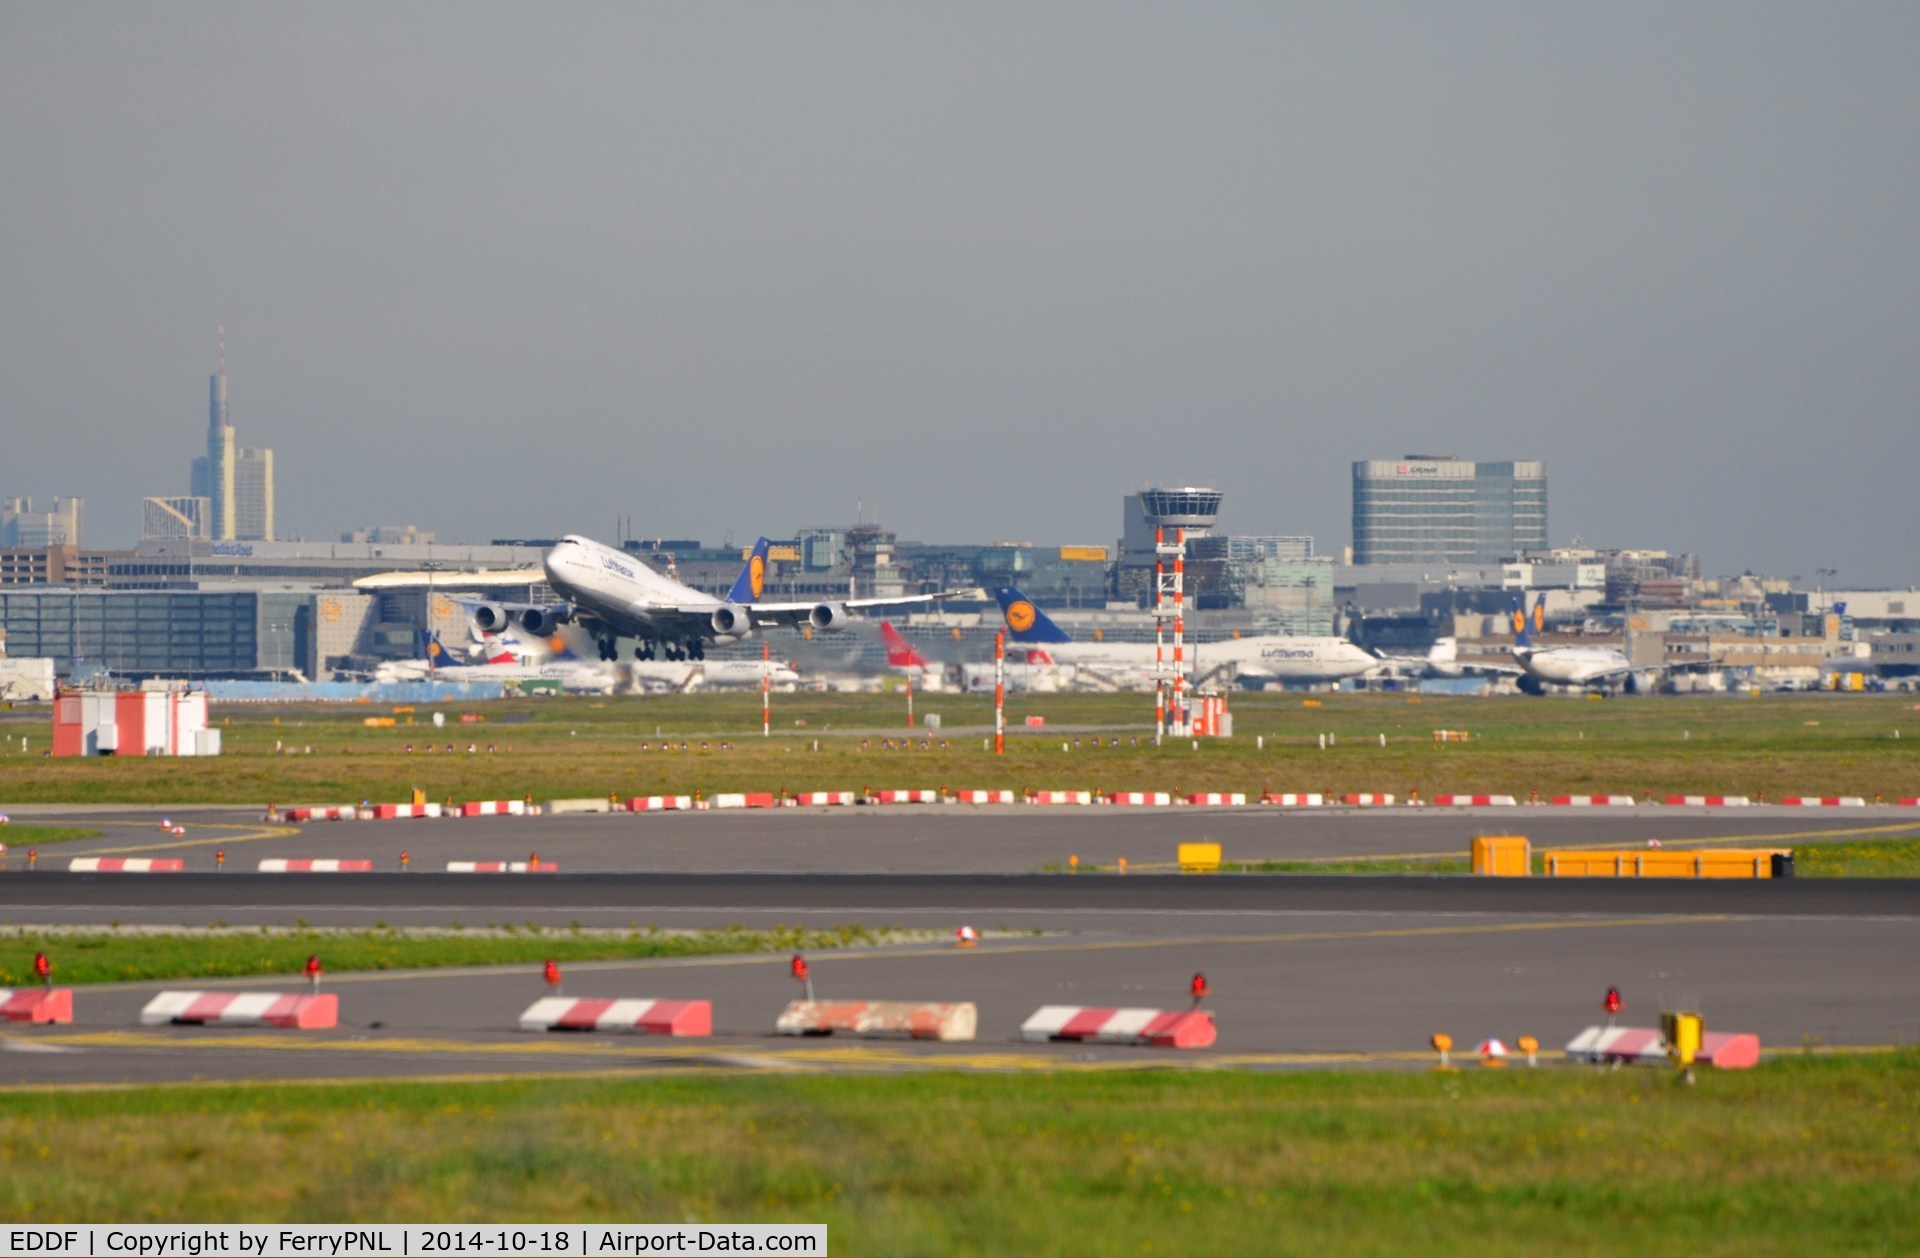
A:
[[0, 590, 313, 677], [1351, 459, 1546, 565]]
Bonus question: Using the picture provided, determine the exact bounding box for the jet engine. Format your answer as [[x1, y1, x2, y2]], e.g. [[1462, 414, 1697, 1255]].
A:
[[809, 602, 852, 632], [519, 606, 571, 636], [471, 603, 512, 633], [709, 604, 752, 638], [1516, 674, 1546, 696]]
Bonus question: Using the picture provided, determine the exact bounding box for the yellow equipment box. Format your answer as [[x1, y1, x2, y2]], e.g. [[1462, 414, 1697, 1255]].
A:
[[1471, 835, 1531, 876], [1178, 842, 1223, 872], [1542, 849, 1790, 878]]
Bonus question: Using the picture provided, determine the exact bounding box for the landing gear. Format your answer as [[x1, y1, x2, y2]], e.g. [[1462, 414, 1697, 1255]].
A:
[[596, 637, 618, 662], [688, 638, 705, 661], [633, 642, 656, 662]]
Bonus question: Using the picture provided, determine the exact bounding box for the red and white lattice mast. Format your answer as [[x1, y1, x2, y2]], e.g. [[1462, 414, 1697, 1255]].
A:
[[1154, 526, 1189, 740]]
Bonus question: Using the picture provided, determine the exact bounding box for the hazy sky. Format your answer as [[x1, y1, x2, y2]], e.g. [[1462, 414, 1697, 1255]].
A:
[[4, 4, 1917, 583]]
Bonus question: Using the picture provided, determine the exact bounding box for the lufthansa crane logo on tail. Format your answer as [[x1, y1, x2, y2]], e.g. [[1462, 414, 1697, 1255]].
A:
[[1511, 608, 1526, 634], [1006, 600, 1037, 633], [749, 554, 766, 599]]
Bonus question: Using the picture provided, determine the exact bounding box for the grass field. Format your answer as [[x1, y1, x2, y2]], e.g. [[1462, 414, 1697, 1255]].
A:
[[1, 691, 1917, 803], [0, 825, 99, 847], [1, 1057, 1915, 1253], [0, 924, 918, 987]]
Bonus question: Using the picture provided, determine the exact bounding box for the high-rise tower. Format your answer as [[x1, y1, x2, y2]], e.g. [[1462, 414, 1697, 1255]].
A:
[[187, 328, 273, 540]]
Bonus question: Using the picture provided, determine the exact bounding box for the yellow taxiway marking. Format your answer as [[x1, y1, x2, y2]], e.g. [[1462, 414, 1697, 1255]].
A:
[[62, 824, 300, 856]]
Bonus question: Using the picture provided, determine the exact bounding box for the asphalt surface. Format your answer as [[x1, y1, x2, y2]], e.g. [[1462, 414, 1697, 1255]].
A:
[[2, 805, 1917, 1085]]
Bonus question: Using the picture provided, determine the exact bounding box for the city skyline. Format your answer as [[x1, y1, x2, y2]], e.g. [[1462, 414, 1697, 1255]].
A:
[[3, 7, 1917, 583]]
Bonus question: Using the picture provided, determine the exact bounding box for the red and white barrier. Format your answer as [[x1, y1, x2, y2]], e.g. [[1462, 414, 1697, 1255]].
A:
[[0, 988, 73, 1024], [257, 859, 373, 873], [1665, 795, 1752, 807], [1028, 790, 1092, 805], [1565, 1024, 1760, 1070], [1776, 796, 1868, 807], [1106, 791, 1172, 807], [952, 789, 1016, 805], [1429, 794, 1518, 807], [1020, 1005, 1216, 1049], [1902, 798, 1920, 807], [518, 997, 711, 1036], [460, 800, 528, 817], [871, 790, 939, 805], [445, 861, 555, 873], [370, 803, 444, 820], [287, 806, 360, 822], [707, 793, 777, 810], [790, 792, 855, 807], [69, 858, 184, 873], [1184, 793, 1246, 807], [141, 991, 338, 1029], [1341, 793, 1396, 807], [1551, 795, 1637, 807], [776, 999, 976, 1041], [1262, 793, 1325, 807], [625, 795, 693, 812]]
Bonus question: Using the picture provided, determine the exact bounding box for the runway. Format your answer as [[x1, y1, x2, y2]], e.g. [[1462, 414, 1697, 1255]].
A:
[[2, 805, 1916, 1086]]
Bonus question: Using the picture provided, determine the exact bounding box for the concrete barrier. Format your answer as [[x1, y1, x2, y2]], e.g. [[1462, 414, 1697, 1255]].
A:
[[546, 797, 615, 814], [1430, 794, 1518, 807], [1341, 793, 1395, 807], [871, 790, 939, 804], [371, 803, 444, 820], [518, 997, 711, 1036], [287, 805, 360, 822], [141, 991, 338, 1029], [1665, 795, 1752, 807], [952, 790, 1016, 805], [257, 859, 373, 873], [776, 999, 977, 1041], [446, 861, 555, 873], [1551, 795, 1636, 806], [708, 793, 777, 810], [1027, 790, 1092, 805], [790, 792, 855, 807], [1565, 1024, 1760, 1069], [460, 800, 528, 817], [0, 988, 73, 1024], [1106, 791, 1172, 806], [1184, 793, 1246, 807], [625, 795, 693, 812], [1262, 793, 1325, 807], [1020, 1005, 1216, 1049], [69, 858, 184, 873], [1777, 796, 1868, 807]]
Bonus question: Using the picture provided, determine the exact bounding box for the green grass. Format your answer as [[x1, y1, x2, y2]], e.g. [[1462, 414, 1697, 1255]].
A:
[[0, 925, 910, 987], [1796, 837, 1920, 878], [0, 825, 99, 846], [2, 691, 1918, 803], [1, 1057, 1916, 1254]]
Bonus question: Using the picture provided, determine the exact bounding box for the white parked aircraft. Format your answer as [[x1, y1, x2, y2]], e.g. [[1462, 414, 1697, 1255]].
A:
[[1506, 595, 1655, 694], [993, 587, 1395, 687], [471, 535, 943, 664], [373, 630, 621, 693]]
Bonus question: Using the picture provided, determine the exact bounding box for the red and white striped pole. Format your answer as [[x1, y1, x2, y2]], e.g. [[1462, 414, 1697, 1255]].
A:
[[1154, 527, 1166, 743], [762, 639, 771, 737], [994, 629, 1005, 756], [1173, 527, 1187, 737]]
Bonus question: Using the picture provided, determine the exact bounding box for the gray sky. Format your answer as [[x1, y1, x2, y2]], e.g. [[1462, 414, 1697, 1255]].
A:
[[4, 4, 1917, 584]]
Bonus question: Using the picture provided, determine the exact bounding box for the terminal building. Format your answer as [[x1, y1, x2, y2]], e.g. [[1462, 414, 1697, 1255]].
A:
[[1351, 457, 1547, 565]]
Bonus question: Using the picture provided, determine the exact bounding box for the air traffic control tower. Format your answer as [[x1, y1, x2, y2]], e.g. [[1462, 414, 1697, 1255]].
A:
[[1116, 486, 1223, 601]]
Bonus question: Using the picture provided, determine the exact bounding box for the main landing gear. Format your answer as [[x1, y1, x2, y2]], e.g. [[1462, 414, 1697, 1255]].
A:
[[632, 639, 705, 662]]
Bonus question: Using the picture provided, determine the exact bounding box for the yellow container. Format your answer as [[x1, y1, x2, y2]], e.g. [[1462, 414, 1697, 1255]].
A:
[[1178, 842, 1223, 872], [1661, 1010, 1703, 1066], [1542, 849, 1786, 878], [1471, 835, 1531, 876]]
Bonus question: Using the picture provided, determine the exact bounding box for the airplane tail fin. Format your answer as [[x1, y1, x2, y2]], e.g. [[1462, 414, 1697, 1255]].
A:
[[1532, 593, 1547, 635], [726, 537, 773, 604], [1510, 598, 1534, 648], [879, 621, 931, 669], [994, 587, 1073, 644]]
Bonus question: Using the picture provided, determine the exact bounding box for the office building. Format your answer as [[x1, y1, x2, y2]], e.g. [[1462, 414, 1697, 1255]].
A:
[[143, 496, 211, 541], [2, 497, 84, 548], [189, 333, 274, 540], [1351, 457, 1547, 565], [233, 446, 274, 541]]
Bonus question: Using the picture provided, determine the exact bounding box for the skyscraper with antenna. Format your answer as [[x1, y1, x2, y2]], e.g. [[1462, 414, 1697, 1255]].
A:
[[188, 327, 272, 540]]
